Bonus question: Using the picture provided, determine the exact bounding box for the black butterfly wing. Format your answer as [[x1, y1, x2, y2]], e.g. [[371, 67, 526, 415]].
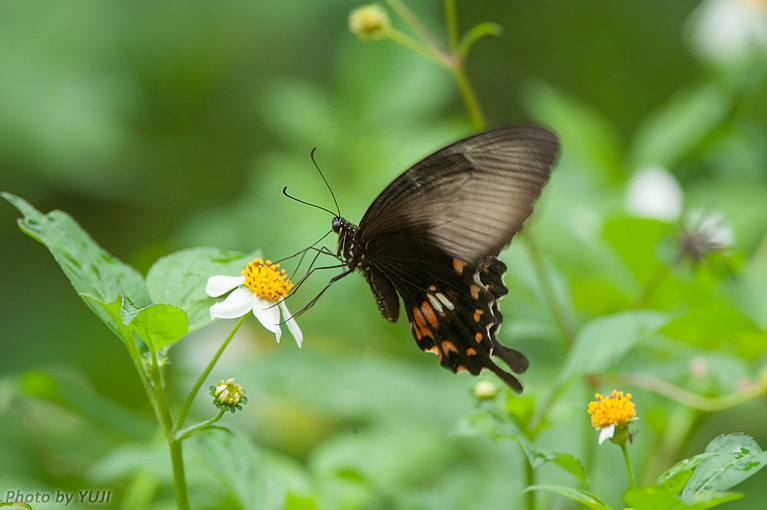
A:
[[358, 126, 560, 265], [362, 234, 529, 391]]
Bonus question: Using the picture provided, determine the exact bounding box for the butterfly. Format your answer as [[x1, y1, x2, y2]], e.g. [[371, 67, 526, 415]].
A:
[[297, 126, 560, 392]]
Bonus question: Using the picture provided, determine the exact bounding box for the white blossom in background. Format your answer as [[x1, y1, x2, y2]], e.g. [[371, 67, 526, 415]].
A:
[[686, 0, 767, 64], [625, 165, 684, 221]]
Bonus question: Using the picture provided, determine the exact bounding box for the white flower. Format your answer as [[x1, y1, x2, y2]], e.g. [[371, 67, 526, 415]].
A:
[[206, 259, 303, 347], [687, 0, 767, 65], [625, 165, 684, 221], [598, 424, 616, 445]]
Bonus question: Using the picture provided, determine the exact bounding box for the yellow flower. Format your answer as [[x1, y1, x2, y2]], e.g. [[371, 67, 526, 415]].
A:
[[349, 4, 390, 40], [206, 258, 302, 346], [587, 390, 637, 444]]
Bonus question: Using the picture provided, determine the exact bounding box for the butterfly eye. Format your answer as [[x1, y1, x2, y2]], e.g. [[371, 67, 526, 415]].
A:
[[332, 218, 342, 233]]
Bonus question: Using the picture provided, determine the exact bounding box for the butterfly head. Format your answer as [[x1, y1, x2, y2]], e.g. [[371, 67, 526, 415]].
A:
[[331, 217, 343, 233]]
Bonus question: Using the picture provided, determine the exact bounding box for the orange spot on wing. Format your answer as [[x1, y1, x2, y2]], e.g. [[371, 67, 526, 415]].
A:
[[420, 301, 439, 329], [470, 285, 480, 300], [456, 365, 469, 374], [466, 348, 477, 356], [453, 257, 466, 275], [412, 308, 434, 339], [475, 332, 483, 343], [473, 309, 483, 322], [441, 340, 458, 354], [426, 345, 442, 360]]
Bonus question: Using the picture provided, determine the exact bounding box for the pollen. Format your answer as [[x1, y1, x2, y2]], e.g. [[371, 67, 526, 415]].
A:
[[241, 259, 293, 301], [587, 390, 636, 429]]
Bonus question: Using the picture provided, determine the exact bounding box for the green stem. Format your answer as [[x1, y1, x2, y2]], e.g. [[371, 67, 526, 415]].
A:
[[174, 314, 248, 433], [444, 0, 459, 55], [168, 438, 190, 510], [387, 28, 446, 67], [451, 65, 487, 132], [523, 235, 577, 347], [620, 443, 637, 488], [177, 410, 226, 440], [149, 350, 189, 510], [387, 0, 447, 55], [525, 452, 535, 510], [617, 372, 764, 412]]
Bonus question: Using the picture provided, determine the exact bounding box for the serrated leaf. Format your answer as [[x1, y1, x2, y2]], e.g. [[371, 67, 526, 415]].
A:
[[560, 310, 671, 381], [683, 433, 767, 499], [146, 247, 256, 332], [624, 485, 742, 510], [128, 304, 189, 353], [521, 484, 612, 510], [190, 430, 285, 510], [3, 193, 150, 339]]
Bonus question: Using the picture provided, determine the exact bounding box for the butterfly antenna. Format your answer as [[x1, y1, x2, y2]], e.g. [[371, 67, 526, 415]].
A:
[[282, 187, 337, 217], [310, 147, 341, 217]]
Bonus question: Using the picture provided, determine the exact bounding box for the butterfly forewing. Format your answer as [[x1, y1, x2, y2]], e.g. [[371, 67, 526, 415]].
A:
[[358, 126, 559, 265]]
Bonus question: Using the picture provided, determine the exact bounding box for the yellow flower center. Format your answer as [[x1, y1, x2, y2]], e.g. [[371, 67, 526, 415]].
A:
[[587, 390, 636, 429], [241, 259, 293, 302]]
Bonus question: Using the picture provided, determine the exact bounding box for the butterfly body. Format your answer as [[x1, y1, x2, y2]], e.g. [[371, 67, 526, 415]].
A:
[[331, 126, 560, 392]]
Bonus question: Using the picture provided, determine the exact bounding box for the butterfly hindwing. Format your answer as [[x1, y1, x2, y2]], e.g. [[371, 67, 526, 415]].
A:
[[362, 234, 527, 391]]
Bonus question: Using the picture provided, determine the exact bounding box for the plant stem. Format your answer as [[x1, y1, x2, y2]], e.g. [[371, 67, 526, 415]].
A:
[[149, 349, 189, 510], [387, 0, 447, 55], [175, 314, 248, 433], [617, 372, 764, 412], [177, 409, 226, 440], [387, 28, 446, 66], [168, 438, 190, 510], [451, 65, 487, 132], [525, 453, 536, 510], [620, 443, 637, 488]]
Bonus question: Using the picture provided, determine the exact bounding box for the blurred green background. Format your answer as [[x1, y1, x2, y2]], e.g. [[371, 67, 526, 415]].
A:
[[2, 1, 766, 509]]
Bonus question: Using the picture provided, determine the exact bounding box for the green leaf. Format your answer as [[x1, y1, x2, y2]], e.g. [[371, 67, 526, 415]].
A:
[[128, 304, 189, 353], [2, 193, 150, 336], [603, 217, 672, 284], [560, 310, 671, 381], [458, 22, 503, 58], [521, 484, 612, 510], [682, 434, 767, 499], [190, 429, 286, 510], [80, 294, 136, 347], [624, 485, 742, 510], [657, 454, 717, 493], [146, 247, 256, 333], [628, 85, 731, 169]]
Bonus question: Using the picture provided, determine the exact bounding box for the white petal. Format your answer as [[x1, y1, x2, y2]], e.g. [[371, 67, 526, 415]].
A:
[[209, 287, 257, 319], [598, 424, 616, 445], [625, 165, 683, 221], [206, 275, 246, 297], [279, 301, 303, 348], [251, 297, 281, 341]]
